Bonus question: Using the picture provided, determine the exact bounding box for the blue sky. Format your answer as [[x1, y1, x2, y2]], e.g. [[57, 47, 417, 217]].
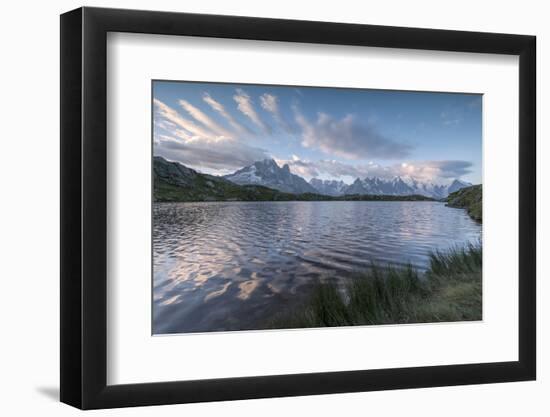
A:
[[153, 81, 482, 185]]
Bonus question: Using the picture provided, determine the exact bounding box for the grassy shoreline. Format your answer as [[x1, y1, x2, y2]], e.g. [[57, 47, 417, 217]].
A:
[[445, 185, 482, 222], [269, 244, 482, 329]]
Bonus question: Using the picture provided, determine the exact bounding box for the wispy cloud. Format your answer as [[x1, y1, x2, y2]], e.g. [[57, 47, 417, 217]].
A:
[[154, 97, 270, 174], [233, 89, 272, 135], [275, 158, 365, 180], [260, 93, 293, 134], [178, 99, 233, 138], [153, 83, 479, 183], [153, 99, 222, 142], [154, 119, 176, 132], [154, 134, 269, 175], [202, 93, 253, 135], [414, 160, 474, 179], [293, 107, 412, 160]]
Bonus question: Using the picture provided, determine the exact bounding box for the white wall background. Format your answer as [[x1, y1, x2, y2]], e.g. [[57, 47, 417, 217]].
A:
[[0, 0, 546, 415]]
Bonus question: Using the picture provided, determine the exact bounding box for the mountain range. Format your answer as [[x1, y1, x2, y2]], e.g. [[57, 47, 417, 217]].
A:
[[153, 156, 437, 202], [223, 158, 471, 198]]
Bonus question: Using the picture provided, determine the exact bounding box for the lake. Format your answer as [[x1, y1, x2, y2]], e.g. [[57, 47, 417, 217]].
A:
[[153, 201, 482, 334]]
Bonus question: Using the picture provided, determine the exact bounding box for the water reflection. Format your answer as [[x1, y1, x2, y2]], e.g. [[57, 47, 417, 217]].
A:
[[153, 201, 481, 334]]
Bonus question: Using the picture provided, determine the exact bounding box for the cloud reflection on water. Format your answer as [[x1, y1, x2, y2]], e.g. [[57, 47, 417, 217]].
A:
[[153, 201, 481, 334]]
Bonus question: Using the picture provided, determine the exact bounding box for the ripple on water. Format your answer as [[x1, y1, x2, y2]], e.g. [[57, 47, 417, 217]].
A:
[[153, 201, 481, 333]]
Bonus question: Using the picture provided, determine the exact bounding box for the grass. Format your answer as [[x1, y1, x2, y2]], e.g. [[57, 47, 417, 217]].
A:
[[268, 244, 482, 329], [153, 177, 297, 202], [445, 185, 482, 222]]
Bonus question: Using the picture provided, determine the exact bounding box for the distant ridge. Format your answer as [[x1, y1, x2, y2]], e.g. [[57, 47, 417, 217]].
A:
[[221, 158, 472, 198], [311, 176, 471, 199], [153, 156, 438, 203]]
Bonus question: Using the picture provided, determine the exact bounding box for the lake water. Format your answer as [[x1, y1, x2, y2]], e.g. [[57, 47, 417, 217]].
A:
[[153, 201, 481, 334]]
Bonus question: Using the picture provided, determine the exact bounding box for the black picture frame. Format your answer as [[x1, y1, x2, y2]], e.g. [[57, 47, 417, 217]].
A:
[[60, 6, 536, 410]]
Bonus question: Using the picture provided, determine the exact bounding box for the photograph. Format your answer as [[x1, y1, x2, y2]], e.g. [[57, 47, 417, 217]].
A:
[[52, 3, 540, 411], [152, 81, 483, 334]]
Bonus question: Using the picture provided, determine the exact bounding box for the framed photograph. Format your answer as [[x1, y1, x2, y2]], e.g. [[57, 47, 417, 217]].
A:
[[60, 7, 536, 409]]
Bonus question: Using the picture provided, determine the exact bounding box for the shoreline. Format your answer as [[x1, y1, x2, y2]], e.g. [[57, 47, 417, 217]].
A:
[[445, 185, 482, 222], [268, 243, 482, 330], [154, 198, 442, 204]]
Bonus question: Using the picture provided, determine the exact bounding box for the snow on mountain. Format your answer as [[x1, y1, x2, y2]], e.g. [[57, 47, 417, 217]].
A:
[[224, 159, 473, 198], [309, 178, 348, 196], [224, 159, 317, 194], [310, 175, 471, 198]]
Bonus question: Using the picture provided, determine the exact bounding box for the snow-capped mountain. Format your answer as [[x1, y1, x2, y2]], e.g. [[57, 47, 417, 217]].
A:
[[224, 159, 472, 198], [310, 175, 471, 199], [224, 159, 317, 194], [309, 178, 348, 196]]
